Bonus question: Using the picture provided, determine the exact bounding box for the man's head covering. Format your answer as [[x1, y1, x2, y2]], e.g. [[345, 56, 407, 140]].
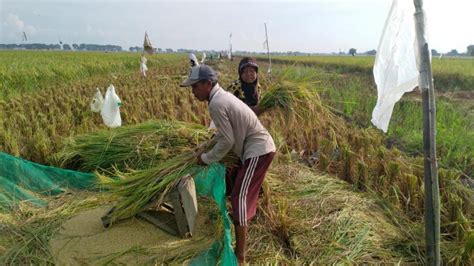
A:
[[180, 64, 218, 87], [238, 57, 259, 75]]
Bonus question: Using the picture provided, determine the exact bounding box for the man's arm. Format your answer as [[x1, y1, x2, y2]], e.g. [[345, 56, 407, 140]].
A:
[[201, 106, 235, 164]]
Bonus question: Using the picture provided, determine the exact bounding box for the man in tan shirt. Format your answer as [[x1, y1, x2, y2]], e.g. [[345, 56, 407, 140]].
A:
[[181, 64, 276, 264]]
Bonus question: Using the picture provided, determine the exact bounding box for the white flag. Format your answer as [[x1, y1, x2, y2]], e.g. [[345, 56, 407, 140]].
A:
[[371, 0, 422, 132]]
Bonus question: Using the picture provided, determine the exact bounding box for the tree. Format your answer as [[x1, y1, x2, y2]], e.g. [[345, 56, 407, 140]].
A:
[[365, 49, 376, 55], [431, 49, 439, 56], [62, 44, 71, 51], [72, 44, 79, 50], [348, 48, 357, 56], [446, 49, 459, 56], [467, 45, 474, 56]]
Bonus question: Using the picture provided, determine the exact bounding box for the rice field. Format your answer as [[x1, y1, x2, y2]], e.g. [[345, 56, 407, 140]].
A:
[[0, 51, 188, 98], [270, 55, 474, 91], [0, 50, 472, 264]]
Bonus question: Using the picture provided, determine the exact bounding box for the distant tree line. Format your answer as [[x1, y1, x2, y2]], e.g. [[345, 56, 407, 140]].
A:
[[431, 47, 474, 57], [347, 45, 474, 57], [128, 47, 170, 53], [0, 43, 122, 52], [0, 43, 62, 50], [1, 43, 473, 56]]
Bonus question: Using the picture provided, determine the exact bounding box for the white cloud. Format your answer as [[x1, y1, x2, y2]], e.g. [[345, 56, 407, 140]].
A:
[[6, 14, 24, 30], [86, 25, 105, 36], [3, 13, 37, 34]]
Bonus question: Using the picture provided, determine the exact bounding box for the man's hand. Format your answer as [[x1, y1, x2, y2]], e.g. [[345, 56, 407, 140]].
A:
[[194, 150, 207, 166], [194, 138, 216, 166]]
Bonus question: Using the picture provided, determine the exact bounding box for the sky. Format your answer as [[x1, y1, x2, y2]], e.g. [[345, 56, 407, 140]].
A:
[[1, 0, 473, 54]]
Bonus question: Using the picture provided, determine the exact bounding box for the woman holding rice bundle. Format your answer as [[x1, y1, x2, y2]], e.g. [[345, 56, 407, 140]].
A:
[[228, 57, 263, 115], [180, 64, 276, 265]]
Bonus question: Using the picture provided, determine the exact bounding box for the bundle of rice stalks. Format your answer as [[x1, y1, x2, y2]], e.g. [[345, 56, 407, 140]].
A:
[[98, 141, 238, 225], [53, 120, 210, 172], [98, 153, 199, 224], [259, 81, 319, 116]]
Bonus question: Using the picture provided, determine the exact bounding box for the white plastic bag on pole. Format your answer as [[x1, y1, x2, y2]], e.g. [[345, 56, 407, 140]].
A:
[[371, 0, 420, 132], [90, 88, 104, 113], [140, 55, 148, 77], [100, 85, 122, 128], [189, 53, 199, 67]]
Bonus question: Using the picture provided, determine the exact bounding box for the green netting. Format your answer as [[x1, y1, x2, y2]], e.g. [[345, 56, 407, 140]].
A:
[[192, 163, 238, 266], [0, 176, 47, 210], [0, 152, 96, 210], [0, 152, 236, 264]]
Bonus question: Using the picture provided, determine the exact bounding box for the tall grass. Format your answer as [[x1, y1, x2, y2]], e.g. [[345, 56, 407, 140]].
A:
[[389, 100, 474, 175]]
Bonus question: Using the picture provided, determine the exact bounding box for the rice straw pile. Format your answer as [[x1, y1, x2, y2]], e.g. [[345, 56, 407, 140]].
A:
[[247, 163, 423, 264]]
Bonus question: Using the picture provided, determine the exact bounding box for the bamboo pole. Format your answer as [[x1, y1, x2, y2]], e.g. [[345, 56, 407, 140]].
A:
[[264, 23, 272, 74], [229, 33, 233, 61], [413, 0, 440, 265]]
